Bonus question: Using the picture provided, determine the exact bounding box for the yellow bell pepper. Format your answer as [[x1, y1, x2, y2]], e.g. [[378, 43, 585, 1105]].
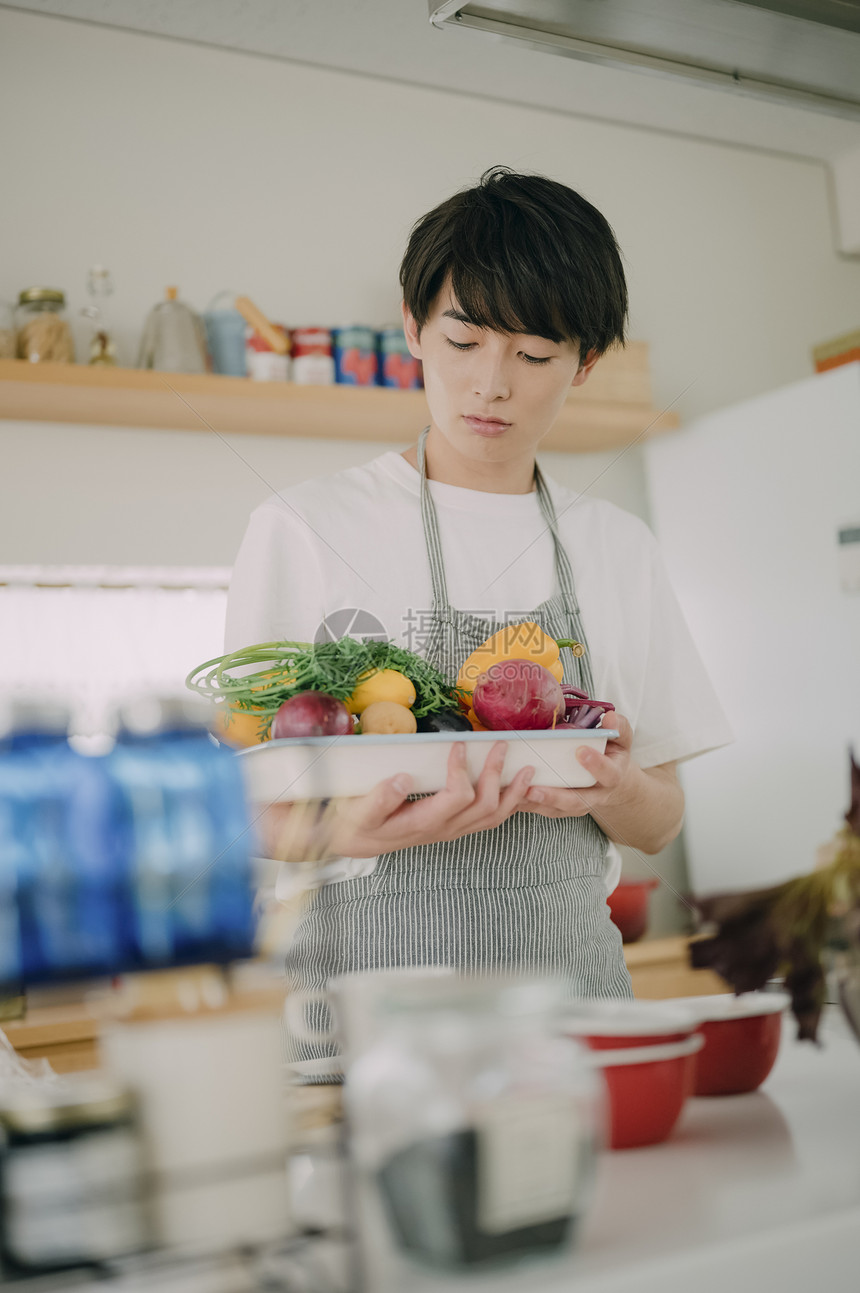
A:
[[457, 621, 584, 699]]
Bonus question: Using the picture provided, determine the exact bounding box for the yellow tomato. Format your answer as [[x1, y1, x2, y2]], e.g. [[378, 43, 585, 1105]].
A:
[[347, 669, 416, 715], [359, 701, 418, 735], [211, 705, 271, 748]]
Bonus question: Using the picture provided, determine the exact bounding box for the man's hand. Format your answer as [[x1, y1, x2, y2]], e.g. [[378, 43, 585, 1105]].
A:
[[519, 712, 684, 855], [260, 741, 536, 863]]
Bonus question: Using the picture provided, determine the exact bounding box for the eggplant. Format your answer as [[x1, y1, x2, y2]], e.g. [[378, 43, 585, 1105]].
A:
[[415, 709, 474, 733]]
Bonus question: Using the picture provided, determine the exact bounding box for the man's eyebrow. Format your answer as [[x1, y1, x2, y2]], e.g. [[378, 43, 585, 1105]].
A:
[[440, 307, 561, 345], [441, 307, 475, 325]]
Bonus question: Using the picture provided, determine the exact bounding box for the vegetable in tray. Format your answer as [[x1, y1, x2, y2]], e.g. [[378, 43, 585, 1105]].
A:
[[185, 625, 615, 747], [185, 636, 464, 745]]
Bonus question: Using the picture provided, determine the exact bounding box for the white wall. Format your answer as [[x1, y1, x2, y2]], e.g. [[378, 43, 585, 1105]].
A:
[[2, 5, 858, 562], [3, 6, 859, 561], [3, 7, 858, 932]]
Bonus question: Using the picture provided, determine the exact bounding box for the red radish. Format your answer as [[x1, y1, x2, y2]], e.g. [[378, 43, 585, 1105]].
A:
[[271, 692, 353, 738], [472, 659, 565, 731]]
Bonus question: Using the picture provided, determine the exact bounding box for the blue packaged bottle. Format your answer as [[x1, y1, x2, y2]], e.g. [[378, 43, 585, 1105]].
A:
[[110, 696, 257, 972], [0, 700, 125, 986]]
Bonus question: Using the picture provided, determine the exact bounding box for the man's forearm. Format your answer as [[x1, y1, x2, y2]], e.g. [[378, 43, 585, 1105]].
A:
[[593, 765, 684, 856]]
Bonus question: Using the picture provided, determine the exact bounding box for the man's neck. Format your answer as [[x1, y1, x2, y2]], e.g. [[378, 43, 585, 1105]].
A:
[[401, 425, 536, 495]]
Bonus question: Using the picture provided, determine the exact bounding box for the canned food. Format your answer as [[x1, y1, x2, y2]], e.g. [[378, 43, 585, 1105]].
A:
[[378, 327, 422, 389], [333, 326, 378, 386], [246, 324, 290, 381], [291, 328, 335, 386]]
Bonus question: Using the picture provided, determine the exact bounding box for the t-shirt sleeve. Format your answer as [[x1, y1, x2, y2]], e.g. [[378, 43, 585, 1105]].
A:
[[225, 499, 375, 893], [630, 536, 735, 769], [224, 500, 327, 654]]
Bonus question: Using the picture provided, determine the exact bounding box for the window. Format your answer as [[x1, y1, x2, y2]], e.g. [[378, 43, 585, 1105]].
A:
[[0, 566, 229, 745]]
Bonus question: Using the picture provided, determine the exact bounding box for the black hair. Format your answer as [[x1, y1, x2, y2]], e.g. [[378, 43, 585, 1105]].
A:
[[399, 166, 628, 361]]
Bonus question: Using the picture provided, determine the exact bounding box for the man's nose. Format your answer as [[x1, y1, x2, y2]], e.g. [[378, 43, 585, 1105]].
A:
[[472, 351, 511, 402]]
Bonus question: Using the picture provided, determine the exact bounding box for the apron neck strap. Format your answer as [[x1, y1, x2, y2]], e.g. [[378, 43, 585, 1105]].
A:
[[417, 426, 578, 613]]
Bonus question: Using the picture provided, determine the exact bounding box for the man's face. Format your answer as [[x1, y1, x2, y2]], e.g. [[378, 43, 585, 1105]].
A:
[[402, 281, 596, 464]]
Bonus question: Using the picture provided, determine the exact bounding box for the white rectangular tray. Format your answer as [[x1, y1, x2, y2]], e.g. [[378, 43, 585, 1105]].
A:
[[237, 727, 618, 802]]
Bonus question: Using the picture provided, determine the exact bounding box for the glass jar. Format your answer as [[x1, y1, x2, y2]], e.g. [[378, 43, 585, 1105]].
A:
[[344, 976, 603, 1289], [0, 1073, 148, 1274], [0, 301, 15, 359], [15, 288, 75, 363]]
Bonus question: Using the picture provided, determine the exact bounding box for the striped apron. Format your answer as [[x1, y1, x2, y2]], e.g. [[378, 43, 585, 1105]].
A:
[[285, 428, 632, 1063]]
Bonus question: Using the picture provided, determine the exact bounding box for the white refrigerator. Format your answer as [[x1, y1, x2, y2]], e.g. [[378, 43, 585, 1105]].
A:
[[644, 362, 860, 896]]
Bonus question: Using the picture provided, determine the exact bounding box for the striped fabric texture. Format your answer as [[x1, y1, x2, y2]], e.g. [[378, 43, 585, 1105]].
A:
[[285, 428, 632, 1066]]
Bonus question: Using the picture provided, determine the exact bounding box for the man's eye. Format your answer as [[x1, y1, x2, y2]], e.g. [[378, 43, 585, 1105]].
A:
[[522, 353, 551, 365], [445, 338, 474, 351]]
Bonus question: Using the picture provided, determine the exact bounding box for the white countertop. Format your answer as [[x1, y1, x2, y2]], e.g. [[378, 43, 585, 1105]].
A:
[[16, 1009, 860, 1292], [438, 1006, 860, 1293]]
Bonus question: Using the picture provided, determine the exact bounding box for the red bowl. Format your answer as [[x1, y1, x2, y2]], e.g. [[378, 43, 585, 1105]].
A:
[[672, 993, 789, 1096], [563, 1000, 698, 1050], [607, 878, 659, 943], [562, 1002, 702, 1148], [588, 1035, 703, 1149]]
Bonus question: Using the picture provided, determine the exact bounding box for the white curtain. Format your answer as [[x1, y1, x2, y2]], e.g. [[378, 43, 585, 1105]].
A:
[[0, 567, 229, 740]]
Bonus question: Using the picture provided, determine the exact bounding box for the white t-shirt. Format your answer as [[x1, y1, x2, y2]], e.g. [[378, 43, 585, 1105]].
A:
[[225, 450, 734, 895]]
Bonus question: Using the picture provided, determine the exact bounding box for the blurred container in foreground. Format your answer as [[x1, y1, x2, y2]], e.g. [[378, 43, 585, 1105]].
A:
[[0, 695, 257, 990], [0, 1072, 148, 1275], [100, 975, 290, 1253], [345, 975, 600, 1289]]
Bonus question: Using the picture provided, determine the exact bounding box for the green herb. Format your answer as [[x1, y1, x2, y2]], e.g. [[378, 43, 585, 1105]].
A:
[[186, 636, 466, 729]]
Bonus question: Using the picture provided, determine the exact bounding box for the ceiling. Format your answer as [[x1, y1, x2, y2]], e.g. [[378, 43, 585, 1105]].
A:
[[5, 0, 860, 163]]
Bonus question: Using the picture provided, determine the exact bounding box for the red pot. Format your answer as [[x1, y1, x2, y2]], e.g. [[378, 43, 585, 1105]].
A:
[[567, 1000, 696, 1050], [563, 1001, 701, 1149], [607, 878, 659, 943], [672, 992, 789, 1096], [589, 1036, 702, 1149]]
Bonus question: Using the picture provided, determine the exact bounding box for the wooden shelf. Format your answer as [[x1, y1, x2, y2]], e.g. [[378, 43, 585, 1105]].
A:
[[0, 345, 678, 452], [1, 937, 724, 1078], [625, 935, 728, 1000]]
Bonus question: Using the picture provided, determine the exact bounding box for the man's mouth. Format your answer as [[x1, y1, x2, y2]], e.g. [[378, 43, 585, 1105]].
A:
[[463, 415, 512, 437]]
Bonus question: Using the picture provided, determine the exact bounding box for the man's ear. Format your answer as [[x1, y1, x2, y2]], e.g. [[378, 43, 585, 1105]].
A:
[[571, 347, 601, 388], [401, 301, 423, 359]]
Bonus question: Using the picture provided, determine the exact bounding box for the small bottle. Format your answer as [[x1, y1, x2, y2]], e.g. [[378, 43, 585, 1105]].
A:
[[80, 265, 117, 366]]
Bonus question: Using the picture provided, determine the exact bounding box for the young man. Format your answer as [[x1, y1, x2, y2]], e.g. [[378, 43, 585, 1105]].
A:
[[226, 167, 733, 1032]]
